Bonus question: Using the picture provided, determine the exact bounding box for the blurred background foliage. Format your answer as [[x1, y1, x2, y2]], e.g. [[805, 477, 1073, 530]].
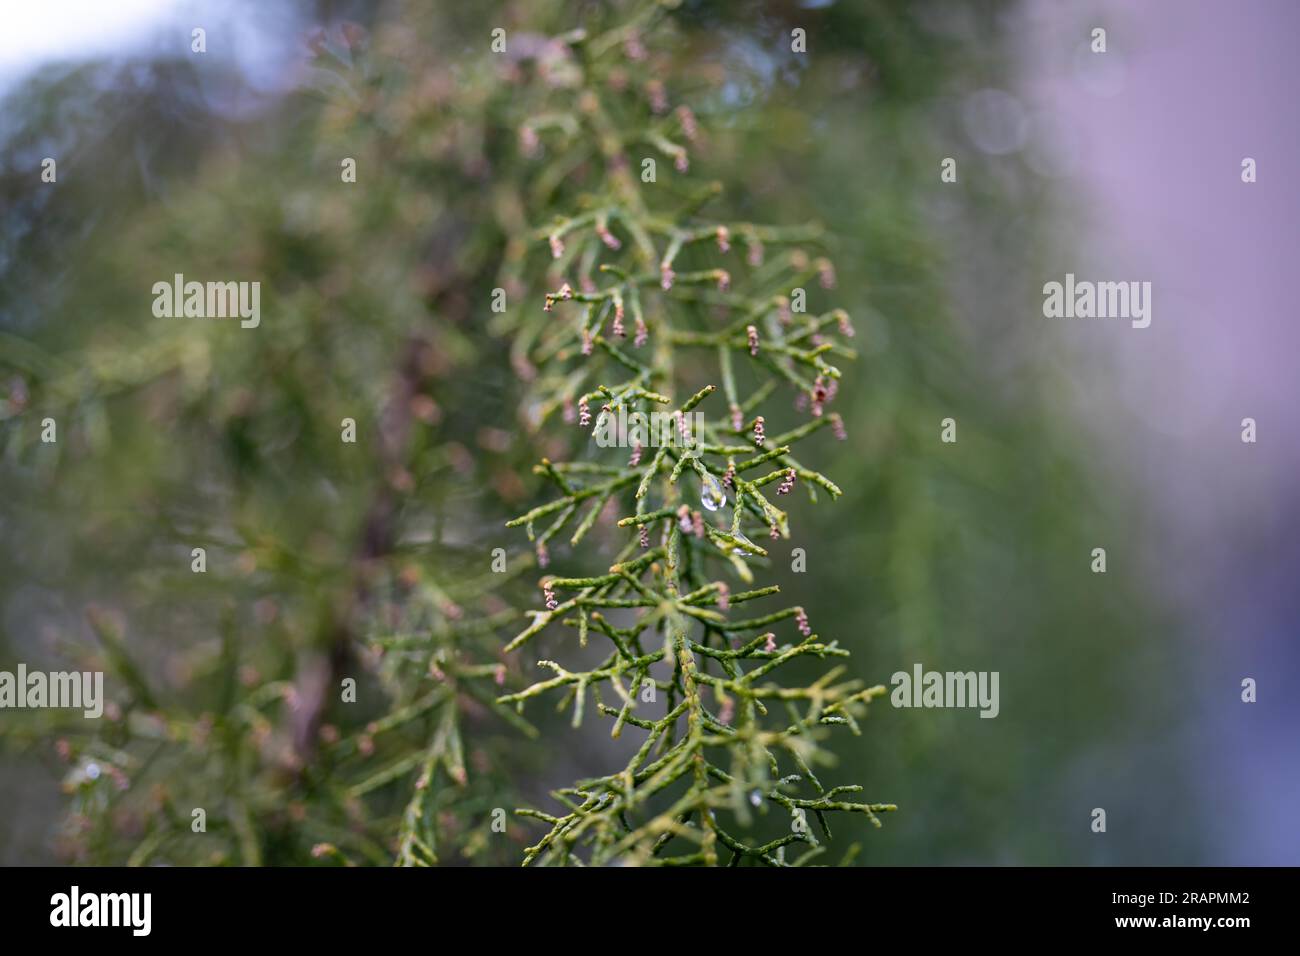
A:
[[0, 0, 1203, 865]]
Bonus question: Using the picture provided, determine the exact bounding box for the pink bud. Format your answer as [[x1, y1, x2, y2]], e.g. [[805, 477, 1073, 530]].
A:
[[519, 126, 540, 158], [677, 105, 699, 142], [598, 225, 621, 250], [818, 259, 837, 289], [831, 412, 847, 441], [812, 377, 828, 418], [646, 79, 668, 114]]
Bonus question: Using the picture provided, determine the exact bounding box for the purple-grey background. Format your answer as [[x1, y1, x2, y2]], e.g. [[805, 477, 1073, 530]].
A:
[[1028, 0, 1299, 863]]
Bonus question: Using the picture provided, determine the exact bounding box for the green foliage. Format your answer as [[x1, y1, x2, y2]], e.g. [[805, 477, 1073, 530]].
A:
[[493, 8, 893, 866], [0, 2, 545, 866], [0, 0, 1200, 868]]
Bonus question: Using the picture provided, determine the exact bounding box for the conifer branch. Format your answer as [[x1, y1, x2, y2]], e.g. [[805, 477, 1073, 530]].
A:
[[499, 4, 892, 867]]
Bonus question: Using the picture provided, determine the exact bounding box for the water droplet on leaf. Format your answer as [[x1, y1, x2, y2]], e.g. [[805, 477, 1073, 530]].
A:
[[700, 473, 726, 512]]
